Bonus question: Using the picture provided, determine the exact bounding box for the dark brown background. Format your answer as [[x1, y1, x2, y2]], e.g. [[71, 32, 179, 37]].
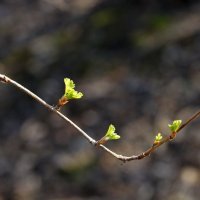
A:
[[0, 0, 200, 199]]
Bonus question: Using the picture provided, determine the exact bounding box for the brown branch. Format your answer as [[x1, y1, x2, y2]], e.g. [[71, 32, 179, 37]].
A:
[[0, 74, 199, 162]]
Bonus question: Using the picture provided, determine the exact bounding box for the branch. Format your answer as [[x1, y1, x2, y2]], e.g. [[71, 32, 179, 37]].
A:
[[0, 74, 199, 162]]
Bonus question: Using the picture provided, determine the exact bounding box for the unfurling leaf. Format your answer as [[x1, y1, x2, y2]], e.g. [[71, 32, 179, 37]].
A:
[[55, 78, 83, 110], [96, 124, 120, 146], [168, 120, 182, 132], [64, 78, 83, 100], [105, 124, 120, 140]]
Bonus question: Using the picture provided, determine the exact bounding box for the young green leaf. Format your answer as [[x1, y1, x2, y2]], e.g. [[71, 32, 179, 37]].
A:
[[63, 78, 83, 100], [55, 78, 83, 110], [155, 133, 163, 142], [96, 124, 120, 146], [105, 124, 120, 140], [168, 120, 182, 132]]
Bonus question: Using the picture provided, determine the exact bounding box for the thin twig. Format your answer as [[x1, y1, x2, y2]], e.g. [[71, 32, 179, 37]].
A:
[[0, 74, 199, 162]]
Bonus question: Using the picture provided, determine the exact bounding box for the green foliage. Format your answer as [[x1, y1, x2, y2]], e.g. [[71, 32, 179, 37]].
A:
[[168, 120, 182, 132], [105, 124, 120, 140], [91, 9, 115, 28], [149, 14, 170, 30], [155, 133, 163, 142], [64, 78, 83, 100]]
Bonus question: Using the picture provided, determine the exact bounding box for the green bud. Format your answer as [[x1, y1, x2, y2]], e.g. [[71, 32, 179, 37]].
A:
[[155, 133, 163, 142], [168, 120, 182, 132]]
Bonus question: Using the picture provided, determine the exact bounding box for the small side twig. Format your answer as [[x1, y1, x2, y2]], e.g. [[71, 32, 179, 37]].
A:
[[0, 73, 199, 162]]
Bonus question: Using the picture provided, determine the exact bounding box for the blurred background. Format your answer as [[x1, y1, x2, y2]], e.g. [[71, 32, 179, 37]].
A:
[[0, 0, 200, 199]]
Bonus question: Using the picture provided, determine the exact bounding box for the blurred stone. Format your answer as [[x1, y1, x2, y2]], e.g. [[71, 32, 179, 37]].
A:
[[14, 174, 41, 200], [14, 154, 37, 177], [181, 166, 200, 186], [83, 78, 115, 99], [53, 149, 95, 172], [0, 158, 11, 176], [20, 118, 47, 144], [138, 183, 154, 200]]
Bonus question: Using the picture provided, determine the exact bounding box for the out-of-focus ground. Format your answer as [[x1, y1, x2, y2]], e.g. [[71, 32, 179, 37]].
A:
[[0, 0, 200, 199]]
